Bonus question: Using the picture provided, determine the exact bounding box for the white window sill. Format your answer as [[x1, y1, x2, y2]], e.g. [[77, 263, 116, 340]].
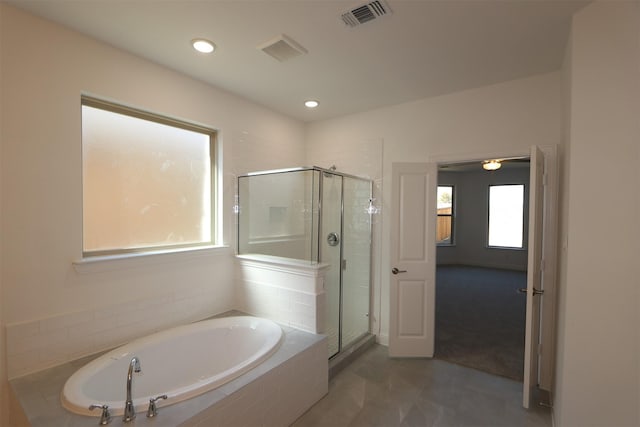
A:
[[73, 245, 232, 274], [486, 245, 527, 251]]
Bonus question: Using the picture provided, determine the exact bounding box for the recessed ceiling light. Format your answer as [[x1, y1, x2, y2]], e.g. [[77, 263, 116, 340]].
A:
[[304, 100, 319, 108], [191, 38, 215, 54]]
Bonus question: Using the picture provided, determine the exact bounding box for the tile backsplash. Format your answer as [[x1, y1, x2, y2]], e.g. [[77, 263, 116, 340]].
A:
[[6, 287, 222, 379]]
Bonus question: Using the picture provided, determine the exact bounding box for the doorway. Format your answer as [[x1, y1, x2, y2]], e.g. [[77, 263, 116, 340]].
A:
[[389, 147, 556, 407], [434, 159, 531, 380]]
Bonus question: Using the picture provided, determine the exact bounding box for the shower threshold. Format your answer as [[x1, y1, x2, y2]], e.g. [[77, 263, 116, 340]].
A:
[[328, 333, 376, 379]]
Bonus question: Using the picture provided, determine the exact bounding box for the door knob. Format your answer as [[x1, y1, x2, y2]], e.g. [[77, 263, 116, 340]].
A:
[[391, 267, 407, 275]]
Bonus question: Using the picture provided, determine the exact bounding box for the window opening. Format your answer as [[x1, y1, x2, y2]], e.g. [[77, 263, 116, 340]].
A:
[[488, 184, 524, 249], [437, 185, 454, 245], [81, 97, 216, 257]]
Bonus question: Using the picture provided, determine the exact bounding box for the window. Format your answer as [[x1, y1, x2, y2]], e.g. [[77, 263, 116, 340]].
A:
[[488, 184, 524, 249], [437, 185, 454, 245], [81, 97, 216, 256]]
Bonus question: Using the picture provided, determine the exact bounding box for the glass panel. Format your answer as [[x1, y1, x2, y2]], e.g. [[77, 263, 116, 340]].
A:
[[341, 178, 372, 350], [488, 184, 525, 248], [238, 170, 317, 262], [82, 105, 212, 254], [321, 173, 343, 357]]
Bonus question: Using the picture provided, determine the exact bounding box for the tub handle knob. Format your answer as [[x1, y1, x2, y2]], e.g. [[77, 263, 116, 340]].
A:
[[89, 404, 111, 425], [146, 394, 168, 418]]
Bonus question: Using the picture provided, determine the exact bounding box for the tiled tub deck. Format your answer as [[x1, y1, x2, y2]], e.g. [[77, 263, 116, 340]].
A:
[[10, 321, 328, 427]]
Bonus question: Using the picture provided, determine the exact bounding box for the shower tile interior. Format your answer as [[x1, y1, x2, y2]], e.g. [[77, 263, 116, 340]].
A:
[[294, 344, 552, 427], [328, 327, 366, 358]]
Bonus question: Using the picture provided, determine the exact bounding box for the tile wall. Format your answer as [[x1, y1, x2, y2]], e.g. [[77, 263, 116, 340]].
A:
[[6, 287, 221, 379], [186, 333, 328, 427], [235, 255, 328, 334], [6, 249, 235, 379]]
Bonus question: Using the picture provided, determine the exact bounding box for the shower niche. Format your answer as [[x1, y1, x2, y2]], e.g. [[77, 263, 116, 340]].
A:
[[237, 167, 372, 358]]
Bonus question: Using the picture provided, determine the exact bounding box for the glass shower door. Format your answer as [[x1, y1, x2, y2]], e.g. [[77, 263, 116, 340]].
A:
[[321, 173, 343, 358], [341, 177, 371, 349]]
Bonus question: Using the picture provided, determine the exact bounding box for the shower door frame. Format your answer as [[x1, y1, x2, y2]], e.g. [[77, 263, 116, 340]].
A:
[[316, 167, 373, 359], [237, 166, 373, 358]]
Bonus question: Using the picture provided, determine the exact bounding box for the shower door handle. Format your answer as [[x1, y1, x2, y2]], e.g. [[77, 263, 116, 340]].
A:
[[391, 267, 407, 275], [327, 232, 340, 247]]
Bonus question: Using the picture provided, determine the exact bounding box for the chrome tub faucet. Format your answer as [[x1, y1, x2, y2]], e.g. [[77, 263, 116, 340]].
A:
[[123, 356, 141, 423]]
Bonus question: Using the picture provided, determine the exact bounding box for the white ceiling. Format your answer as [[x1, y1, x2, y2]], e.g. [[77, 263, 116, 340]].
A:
[[8, 0, 588, 122]]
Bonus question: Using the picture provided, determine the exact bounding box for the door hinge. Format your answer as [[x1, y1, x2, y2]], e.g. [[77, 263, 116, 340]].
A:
[[342, 259, 347, 270]]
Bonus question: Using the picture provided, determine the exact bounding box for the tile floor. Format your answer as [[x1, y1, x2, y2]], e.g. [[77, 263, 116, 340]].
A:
[[292, 344, 552, 427]]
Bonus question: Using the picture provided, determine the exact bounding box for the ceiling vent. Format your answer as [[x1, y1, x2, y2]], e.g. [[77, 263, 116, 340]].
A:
[[341, 0, 392, 28], [257, 34, 308, 62]]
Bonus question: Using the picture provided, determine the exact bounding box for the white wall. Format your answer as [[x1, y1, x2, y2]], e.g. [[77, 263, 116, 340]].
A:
[[306, 72, 563, 343], [0, 320, 5, 427], [0, 4, 306, 377], [437, 167, 530, 271], [551, 22, 573, 411], [0, 299, 6, 426], [554, 2, 640, 426], [0, 2, 8, 421]]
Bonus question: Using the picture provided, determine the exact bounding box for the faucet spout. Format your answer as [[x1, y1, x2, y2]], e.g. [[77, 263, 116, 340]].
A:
[[123, 356, 141, 423]]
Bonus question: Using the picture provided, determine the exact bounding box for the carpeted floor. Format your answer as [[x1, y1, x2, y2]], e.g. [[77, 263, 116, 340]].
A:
[[435, 265, 527, 381]]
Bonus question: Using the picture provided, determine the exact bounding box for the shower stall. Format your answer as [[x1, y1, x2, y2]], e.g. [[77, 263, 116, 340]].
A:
[[237, 167, 372, 358]]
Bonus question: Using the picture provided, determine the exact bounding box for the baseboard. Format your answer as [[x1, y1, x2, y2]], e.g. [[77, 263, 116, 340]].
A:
[[436, 263, 527, 272], [547, 389, 556, 427], [376, 333, 389, 346]]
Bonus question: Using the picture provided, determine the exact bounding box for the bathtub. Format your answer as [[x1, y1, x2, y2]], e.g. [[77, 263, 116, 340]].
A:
[[61, 316, 283, 417]]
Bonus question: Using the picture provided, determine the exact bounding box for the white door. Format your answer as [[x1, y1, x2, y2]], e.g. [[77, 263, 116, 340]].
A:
[[389, 162, 437, 357], [523, 146, 545, 408]]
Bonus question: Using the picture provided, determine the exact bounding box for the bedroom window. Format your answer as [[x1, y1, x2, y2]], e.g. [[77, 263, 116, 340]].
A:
[[488, 184, 524, 249], [437, 185, 454, 245], [81, 97, 216, 257]]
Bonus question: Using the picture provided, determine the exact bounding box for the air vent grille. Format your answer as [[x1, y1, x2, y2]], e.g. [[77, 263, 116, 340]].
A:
[[257, 34, 308, 62], [341, 0, 392, 28]]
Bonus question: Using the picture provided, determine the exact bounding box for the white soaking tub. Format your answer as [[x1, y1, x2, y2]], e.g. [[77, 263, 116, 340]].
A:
[[61, 316, 283, 417]]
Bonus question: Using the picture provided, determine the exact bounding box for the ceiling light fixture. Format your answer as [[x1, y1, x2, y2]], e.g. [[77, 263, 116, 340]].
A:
[[191, 38, 215, 54], [305, 100, 319, 108], [482, 160, 502, 171]]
